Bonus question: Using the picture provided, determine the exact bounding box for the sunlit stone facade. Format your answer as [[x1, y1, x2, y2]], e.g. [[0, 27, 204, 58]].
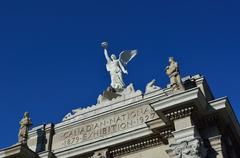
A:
[[1, 74, 240, 158]]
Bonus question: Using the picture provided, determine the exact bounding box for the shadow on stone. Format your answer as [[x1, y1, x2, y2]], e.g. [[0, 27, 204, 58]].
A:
[[36, 126, 47, 153]]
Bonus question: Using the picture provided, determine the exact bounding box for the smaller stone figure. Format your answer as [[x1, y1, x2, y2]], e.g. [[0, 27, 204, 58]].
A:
[[18, 112, 32, 144], [165, 57, 184, 92]]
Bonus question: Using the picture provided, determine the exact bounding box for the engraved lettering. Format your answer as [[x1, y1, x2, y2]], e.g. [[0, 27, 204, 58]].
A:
[[61, 105, 158, 147]]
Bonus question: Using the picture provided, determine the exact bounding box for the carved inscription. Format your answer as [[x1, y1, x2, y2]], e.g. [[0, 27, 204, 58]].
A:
[[62, 105, 157, 147]]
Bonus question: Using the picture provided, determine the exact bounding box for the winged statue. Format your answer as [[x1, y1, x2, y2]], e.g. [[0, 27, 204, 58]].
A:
[[101, 42, 137, 91]]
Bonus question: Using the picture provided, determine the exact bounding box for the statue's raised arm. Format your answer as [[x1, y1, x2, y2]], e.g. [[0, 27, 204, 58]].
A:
[[101, 42, 111, 63]]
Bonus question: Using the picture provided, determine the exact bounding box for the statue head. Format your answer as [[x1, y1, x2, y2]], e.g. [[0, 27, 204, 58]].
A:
[[111, 54, 117, 60], [24, 112, 29, 118], [169, 57, 174, 63]]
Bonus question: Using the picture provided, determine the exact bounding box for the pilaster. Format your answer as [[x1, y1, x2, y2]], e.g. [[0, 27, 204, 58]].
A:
[[208, 135, 223, 158], [165, 108, 206, 158]]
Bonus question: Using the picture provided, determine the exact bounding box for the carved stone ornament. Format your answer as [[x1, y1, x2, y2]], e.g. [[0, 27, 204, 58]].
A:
[[91, 149, 111, 158], [62, 83, 142, 121], [145, 79, 161, 93], [167, 138, 203, 158], [97, 83, 140, 104]]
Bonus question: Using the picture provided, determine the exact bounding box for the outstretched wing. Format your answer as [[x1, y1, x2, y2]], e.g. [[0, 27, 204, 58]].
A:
[[119, 50, 137, 66]]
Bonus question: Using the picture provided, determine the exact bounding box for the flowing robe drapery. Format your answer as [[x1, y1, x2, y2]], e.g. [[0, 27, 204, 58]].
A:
[[106, 60, 125, 90]]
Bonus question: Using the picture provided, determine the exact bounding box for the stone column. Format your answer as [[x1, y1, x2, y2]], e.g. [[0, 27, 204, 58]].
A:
[[165, 107, 206, 158]]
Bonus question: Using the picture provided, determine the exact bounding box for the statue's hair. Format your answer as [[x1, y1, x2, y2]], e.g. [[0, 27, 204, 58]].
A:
[[24, 112, 29, 117]]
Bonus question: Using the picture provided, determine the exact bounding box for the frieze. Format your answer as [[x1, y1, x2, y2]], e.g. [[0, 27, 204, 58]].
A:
[[52, 104, 158, 149]]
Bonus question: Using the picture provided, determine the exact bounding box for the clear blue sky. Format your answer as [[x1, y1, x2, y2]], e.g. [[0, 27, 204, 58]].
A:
[[0, 0, 239, 148]]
